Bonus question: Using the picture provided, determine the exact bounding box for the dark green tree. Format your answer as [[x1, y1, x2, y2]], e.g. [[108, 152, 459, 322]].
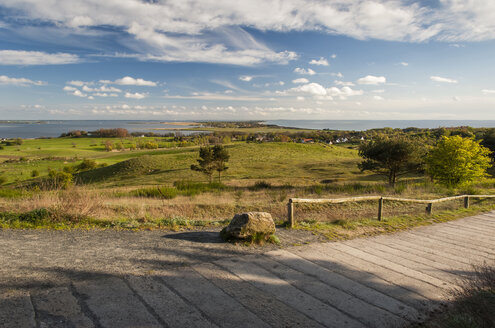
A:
[[358, 136, 425, 186], [212, 145, 230, 182], [481, 129, 495, 160], [191, 146, 215, 182]]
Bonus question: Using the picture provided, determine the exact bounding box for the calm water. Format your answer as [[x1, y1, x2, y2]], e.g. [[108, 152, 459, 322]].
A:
[[1, 120, 495, 138], [266, 120, 495, 131], [0, 120, 199, 138]]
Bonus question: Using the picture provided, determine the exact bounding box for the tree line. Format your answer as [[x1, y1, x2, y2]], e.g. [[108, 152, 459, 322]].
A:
[[358, 135, 492, 188]]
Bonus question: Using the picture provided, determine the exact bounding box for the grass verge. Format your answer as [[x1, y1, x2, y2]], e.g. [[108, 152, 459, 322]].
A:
[[294, 203, 495, 241], [417, 264, 495, 328]]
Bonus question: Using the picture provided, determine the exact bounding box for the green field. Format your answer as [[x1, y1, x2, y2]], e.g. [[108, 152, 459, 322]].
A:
[[1, 136, 495, 232], [0, 138, 364, 186]]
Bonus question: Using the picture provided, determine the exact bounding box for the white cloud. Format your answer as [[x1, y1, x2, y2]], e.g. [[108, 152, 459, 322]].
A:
[[430, 76, 458, 83], [125, 92, 148, 99], [452, 96, 460, 101], [292, 83, 327, 96], [99, 85, 122, 93], [2, 0, 495, 71], [0, 50, 79, 65], [330, 54, 337, 59], [309, 57, 329, 66], [72, 90, 87, 98], [0, 75, 44, 86], [372, 89, 385, 93], [296, 96, 305, 101], [103, 76, 157, 86], [334, 80, 355, 87], [63, 86, 77, 92], [482, 89, 495, 94], [294, 67, 316, 75], [327, 86, 364, 98], [68, 80, 86, 87], [239, 76, 253, 82], [292, 78, 309, 84], [288, 83, 363, 100], [400, 62, 409, 66], [331, 72, 344, 78], [357, 75, 387, 85], [373, 95, 384, 100]]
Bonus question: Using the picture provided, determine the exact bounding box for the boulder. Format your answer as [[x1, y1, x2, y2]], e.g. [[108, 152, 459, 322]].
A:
[[221, 212, 275, 240]]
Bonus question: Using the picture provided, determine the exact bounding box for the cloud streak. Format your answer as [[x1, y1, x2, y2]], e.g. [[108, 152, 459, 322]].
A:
[[0, 75, 44, 86], [4, 1, 493, 66], [0, 50, 80, 65], [430, 76, 458, 83]]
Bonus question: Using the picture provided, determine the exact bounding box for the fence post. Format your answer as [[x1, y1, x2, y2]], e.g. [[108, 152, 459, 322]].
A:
[[288, 200, 294, 228], [377, 197, 383, 221], [426, 203, 433, 215], [464, 196, 470, 209]]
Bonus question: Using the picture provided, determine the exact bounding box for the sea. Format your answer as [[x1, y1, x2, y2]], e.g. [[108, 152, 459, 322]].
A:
[[1, 120, 495, 139]]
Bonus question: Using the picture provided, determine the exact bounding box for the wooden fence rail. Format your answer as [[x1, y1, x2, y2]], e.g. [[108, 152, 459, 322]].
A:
[[287, 194, 495, 228]]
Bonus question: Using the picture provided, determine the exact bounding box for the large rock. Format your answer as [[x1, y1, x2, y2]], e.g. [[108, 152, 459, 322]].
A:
[[221, 212, 276, 240]]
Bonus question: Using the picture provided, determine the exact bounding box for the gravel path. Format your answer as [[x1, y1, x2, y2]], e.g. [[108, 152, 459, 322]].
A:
[[1, 213, 494, 327]]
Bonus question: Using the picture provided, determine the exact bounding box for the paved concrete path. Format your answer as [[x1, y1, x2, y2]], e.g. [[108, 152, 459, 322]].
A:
[[1, 212, 494, 328]]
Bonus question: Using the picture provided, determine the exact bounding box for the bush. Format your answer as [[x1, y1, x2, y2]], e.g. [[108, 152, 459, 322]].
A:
[[18, 208, 51, 223], [133, 187, 178, 199], [0, 176, 6, 185], [426, 136, 491, 188], [75, 159, 98, 172], [249, 181, 272, 190], [144, 142, 158, 149], [47, 169, 73, 189], [31, 170, 40, 178]]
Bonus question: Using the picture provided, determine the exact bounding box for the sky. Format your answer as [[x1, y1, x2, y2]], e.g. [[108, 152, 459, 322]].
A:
[[0, 0, 495, 120]]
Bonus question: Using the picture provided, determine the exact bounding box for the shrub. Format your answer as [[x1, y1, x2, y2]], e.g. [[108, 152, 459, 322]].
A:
[[0, 176, 6, 185], [133, 187, 178, 199], [426, 136, 491, 188], [104, 140, 113, 152], [18, 208, 51, 223], [31, 170, 40, 178], [249, 181, 272, 190], [47, 169, 73, 189], [144, 142, 158, 149], [75, 159, 98, 172]]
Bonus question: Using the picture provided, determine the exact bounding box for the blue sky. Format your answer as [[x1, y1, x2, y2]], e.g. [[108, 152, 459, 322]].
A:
[[0, 0, 495, 120]]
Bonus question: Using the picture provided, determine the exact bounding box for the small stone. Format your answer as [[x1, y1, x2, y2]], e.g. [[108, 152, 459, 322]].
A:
[[221, 212, 275, 240]]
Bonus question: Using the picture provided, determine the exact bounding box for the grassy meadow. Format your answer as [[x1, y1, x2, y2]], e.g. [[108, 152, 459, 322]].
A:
[[1, 132, 495, 234]]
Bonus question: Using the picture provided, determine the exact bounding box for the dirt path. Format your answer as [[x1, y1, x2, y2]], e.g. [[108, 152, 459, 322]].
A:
[[1, 213, 494, 327]]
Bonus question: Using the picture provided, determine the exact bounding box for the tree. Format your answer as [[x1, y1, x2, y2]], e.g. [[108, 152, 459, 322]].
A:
[[191, 145, 230, 182], [426, 136, 491, 188], [358, 136, 425, 186], [481, 128, 495, 160], [212, 145, 229, 182], [191, 146, 215, 182]]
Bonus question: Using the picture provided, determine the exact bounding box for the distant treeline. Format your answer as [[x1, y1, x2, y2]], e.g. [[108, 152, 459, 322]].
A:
[[59, 128, 177, 138], [54, 125, 495, 159]]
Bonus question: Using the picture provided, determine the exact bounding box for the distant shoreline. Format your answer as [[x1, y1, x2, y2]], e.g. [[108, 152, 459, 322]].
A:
[[160, 122, 201, 126]]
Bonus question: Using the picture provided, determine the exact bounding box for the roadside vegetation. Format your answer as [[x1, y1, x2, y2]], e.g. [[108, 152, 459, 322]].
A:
[[0, 123, 495, 233], [417, 263, 495, 328]]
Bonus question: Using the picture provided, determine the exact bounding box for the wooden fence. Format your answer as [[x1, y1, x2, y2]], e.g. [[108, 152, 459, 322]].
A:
[[287, 194, 495, 228]]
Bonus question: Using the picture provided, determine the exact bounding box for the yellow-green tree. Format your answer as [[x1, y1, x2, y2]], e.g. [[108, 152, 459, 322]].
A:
[[426, 136, 492, 188]]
